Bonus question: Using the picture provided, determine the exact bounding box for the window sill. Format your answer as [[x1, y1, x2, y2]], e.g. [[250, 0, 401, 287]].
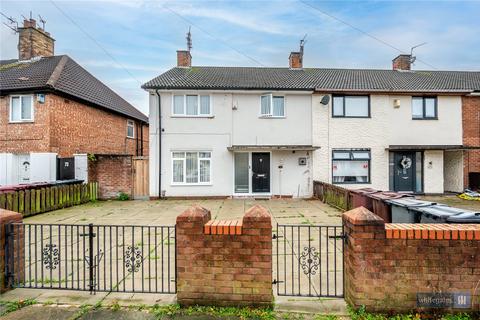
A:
[[171, 183, 213, 186], [9, 120, 34, 124], [332, 116, 371, 119], [333, 182, 371, 185], [171, 115, 214, 119], [126, 136, 135, 139], [412, 117, 438, 120], [258, 116, 286, 119]]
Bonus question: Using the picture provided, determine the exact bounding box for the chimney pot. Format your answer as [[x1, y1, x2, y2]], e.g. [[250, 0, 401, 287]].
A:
[[177, 50, 192, 67], [23, 19, 36, 28], [289, 52, 302, 69], [392, 54, 411, 71]]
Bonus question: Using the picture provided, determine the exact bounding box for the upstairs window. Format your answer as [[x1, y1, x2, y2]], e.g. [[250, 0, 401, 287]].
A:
[[172, 94, 211, 116], [260, 94, 285, 117], [332, 95, 370, 118], [332, 149, 371, 184], [127, 120, 135, 138], [10, 95, 34, 122], [412, 97, 437, 119]]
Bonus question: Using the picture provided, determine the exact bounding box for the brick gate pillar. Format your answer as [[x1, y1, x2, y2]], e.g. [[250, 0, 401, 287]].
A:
[[342, 206, 385, 309], [0, 209, 24, 293], [176, 205, 273, 307]]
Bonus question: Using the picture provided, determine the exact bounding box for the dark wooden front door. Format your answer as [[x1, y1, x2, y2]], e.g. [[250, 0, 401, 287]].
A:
[[252, 152, 270, 193], [57, 157, 75, 180], [393, 152, 416, 191]]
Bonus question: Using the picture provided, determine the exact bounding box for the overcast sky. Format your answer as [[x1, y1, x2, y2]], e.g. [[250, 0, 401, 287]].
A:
[[1, 0, 479, 116]]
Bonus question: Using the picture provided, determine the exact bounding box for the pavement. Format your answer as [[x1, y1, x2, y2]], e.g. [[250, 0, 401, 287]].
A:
[[1, 199, 346, 318]]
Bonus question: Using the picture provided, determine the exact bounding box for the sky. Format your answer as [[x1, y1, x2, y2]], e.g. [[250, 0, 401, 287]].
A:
[[1, 0, 479, 116]]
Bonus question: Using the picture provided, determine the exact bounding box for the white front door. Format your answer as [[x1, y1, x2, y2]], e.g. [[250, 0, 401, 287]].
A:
[[18, 154, 30, 183]]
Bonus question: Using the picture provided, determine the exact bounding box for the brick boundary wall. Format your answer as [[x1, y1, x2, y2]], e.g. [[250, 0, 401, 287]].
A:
[[176, 205, 273, 307], [0, 209, 24, 293], [88, 155, 133, 200], [343, 207, 480, 313]]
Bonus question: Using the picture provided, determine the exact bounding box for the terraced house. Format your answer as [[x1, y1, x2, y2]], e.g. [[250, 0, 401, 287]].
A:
[[144, 42, 479, 199], [0, 19, 148, 199]]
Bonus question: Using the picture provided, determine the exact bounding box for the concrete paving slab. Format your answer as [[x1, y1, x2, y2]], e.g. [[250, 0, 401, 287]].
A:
[[81, 309, 156, 320], [275, 296, 347, 315], [33, 289, 108, 305], [0, 288, 43, 302], [2, 304, 78, 320], [101, 292, 175, 307]]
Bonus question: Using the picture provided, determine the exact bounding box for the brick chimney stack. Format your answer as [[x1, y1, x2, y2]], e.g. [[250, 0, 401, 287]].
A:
[[289, 52, 302, 69], [18, 18, 55, 61], [392, 54, 412, 71], [177, 50, 192, 67]]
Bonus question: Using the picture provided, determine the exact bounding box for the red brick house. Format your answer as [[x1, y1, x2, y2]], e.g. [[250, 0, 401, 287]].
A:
[[463, 95, 480, 190], [0, 19, 148, 198]]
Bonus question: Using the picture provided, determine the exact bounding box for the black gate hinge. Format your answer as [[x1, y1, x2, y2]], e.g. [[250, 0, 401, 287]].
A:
[[272, 279, 284, 285], [272, 234, 283, 240]]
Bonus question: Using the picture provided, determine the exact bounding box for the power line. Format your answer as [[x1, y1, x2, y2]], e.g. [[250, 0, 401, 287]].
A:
[[163, 4, 267, 67], [299, 0, 438, 70], [49, 0, 143, 85]]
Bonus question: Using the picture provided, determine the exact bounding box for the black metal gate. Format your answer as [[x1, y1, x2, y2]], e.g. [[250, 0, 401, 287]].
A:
[[273, 224, 344, 297], [5, 223, 176, 294]]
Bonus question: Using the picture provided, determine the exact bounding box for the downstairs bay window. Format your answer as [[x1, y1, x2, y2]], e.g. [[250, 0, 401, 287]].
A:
[[172, 151, 211, 185], [332, 149, 371, 184]]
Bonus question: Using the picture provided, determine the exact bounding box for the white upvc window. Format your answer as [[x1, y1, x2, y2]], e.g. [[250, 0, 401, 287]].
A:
[[260, 94, 285, 117], [332, 149, 371, 184], [127, 120, 135, 138], [9, 95, 34, 122], [332, 95, 370, 118], [172, 94, 211, 117], [172, 151, 211, 185], [412, 96, 437, 119]]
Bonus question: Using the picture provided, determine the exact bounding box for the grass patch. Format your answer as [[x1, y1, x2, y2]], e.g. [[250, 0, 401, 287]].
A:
[[0, 299, 37, 317], [349, 306, 476, 320], [151, 304, 275, 320]]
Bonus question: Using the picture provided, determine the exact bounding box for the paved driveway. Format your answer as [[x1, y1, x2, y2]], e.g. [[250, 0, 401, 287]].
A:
[[24, 198, 343, 226]]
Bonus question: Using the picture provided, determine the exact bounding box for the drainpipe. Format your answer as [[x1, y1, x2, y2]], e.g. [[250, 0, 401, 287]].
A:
[[155, 90, 162, 199]]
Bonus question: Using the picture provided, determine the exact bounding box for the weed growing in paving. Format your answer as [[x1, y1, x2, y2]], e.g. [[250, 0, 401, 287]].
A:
[[70, 301, 102, 320], [109, 300, 121, 311], [0, 299, 37, 317], [117, 192, 130, 201]]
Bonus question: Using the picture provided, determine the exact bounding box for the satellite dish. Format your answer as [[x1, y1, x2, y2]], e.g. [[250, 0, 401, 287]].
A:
[[320, 95, 330, 105]]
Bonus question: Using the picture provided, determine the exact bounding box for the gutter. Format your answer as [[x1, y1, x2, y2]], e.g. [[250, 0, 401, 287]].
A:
[[155, 89, 162, 199]]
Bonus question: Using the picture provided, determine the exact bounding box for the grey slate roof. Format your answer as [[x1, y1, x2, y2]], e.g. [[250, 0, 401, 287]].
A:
[[1, 55, 148, 123], [142, 66, 480, 93]]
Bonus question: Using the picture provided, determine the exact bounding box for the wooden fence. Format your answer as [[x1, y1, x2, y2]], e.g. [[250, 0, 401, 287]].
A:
[[0, 182, 98, 217], [313, 180, 352, 211]]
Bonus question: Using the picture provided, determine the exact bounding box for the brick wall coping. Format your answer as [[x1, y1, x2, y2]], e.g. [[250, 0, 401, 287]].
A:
[[386, 223, 480, 240], [243, 204, 271, 222], [176, 205, 211, 223], [204, 219, 242, 235], [343, 206, 385, 226], [0, 209, 22, 224]]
